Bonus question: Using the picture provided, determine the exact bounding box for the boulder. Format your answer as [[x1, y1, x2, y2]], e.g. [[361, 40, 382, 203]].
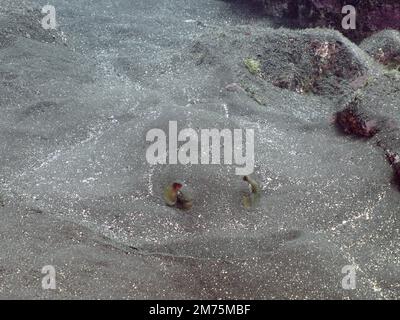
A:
[[255, 0, 400, 42], [360, 30, 400, 70]]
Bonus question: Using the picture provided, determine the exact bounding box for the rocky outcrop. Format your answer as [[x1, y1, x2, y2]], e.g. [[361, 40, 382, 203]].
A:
[[0, 8, 62, 49], [256, 0, 400, 42], [263, 35, 368, 95], [360, 30, 400, 70], [334, 70, 400, 188]]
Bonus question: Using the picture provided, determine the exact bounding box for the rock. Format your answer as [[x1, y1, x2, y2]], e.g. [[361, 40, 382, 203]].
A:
[[333, 70, 400, 189], [0, 8, 62, 49], [254, 0, 400, 42], [334, 96, 379, 138], [360, 30, 400, 70], [255, 30, 369, 95], [385, 150, 400, 187]]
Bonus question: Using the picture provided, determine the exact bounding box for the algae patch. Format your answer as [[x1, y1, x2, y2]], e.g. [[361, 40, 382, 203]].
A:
[[244, 58, 261, 75]]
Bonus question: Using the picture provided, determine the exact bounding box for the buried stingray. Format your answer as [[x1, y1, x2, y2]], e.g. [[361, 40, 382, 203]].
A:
[[163, 176, 261, 211]]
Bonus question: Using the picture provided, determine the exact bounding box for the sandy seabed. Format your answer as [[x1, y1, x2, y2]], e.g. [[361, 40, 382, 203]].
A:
[[0, 0, 399, 299]]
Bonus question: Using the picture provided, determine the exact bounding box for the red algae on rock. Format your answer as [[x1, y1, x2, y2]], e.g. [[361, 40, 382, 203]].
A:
[[334, 97, 379, 138]]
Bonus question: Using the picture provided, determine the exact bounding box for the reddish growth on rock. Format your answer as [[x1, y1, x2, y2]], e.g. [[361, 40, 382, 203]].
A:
[[260, 0, 400, 41], [334, 106, 379, 138]]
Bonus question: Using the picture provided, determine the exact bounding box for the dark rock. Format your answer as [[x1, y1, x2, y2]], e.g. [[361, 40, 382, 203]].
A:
[[256, 31, 367, 95], [334, 96, 379, 138], [385, 150, 400, 187], [333, 70, 400, 189], [360, 30, 400, 70], [255, 0, 400, 42]]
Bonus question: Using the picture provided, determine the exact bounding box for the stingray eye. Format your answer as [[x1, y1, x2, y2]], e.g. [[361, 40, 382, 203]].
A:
[[172, 183, 182, 190]]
